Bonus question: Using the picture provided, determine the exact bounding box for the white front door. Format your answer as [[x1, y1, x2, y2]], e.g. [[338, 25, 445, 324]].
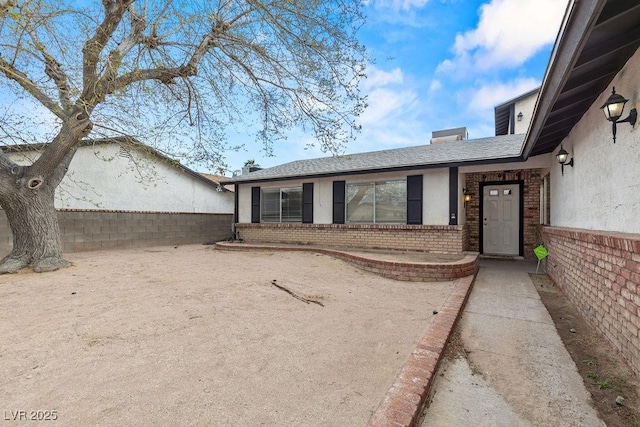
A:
[[483, 184, 520, 255]]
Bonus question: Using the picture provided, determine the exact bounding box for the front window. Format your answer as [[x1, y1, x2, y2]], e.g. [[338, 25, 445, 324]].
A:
[[346, 180, 406, 224], [261, 187, 302, 222]]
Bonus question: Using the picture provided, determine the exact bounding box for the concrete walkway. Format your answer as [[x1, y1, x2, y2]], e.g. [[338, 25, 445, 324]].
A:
[[421, 259, 604, 426]]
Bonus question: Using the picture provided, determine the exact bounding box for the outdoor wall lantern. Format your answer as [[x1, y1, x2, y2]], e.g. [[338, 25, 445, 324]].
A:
[[463, 188, 472, 203], [600, 87, 637, 143], [556, 145, 574, 176], [517, 111, 523, 122]]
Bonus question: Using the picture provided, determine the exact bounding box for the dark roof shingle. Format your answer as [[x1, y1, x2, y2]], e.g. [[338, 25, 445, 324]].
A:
[[226, 134, 525, 183]]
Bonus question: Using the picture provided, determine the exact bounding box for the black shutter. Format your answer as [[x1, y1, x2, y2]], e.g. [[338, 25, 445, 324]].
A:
[[449, 167, 458, 225], [332, 181, 346, 224], [251, 186, 260, 223], [407, 175, 423, 225], [302, 183, 314, 223]]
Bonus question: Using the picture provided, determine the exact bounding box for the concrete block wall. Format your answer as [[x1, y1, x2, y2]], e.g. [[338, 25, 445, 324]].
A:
[[0, 210, 233, 253], [236, 223, 468, 253], [543, 226, 640, 375], [465, 169, 543, 259]]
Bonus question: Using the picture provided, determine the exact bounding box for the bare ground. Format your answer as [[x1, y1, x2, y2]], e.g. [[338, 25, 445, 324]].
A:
[[0, 245, 455, 426], [530, 273, 640, 427]]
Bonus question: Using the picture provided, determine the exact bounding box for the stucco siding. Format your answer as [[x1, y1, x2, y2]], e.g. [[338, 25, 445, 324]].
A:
[[423, 169, 449, 225], [237, 168, 455, 226], [550, 48, 640, 234], [513, 94, 538, 134], [6, 144, 234, 214]]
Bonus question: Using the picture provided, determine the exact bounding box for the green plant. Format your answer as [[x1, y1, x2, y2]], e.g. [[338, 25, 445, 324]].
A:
[[595, 380, 610, 389], [585, 371, 598, 379], [583, 359, 598, 367]]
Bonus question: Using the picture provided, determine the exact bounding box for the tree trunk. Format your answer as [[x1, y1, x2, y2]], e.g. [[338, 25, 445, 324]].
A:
[[0, 145, 77, 274], [0, 181, 69, 273]]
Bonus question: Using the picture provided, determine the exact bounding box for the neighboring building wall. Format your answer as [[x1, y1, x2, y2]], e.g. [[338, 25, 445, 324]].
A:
[[0, 210, 233, 253], [6, 144, 234, 214], [544, 48, 640, 374], [236, 223, 468, 253], [543, 226, 640, 374]]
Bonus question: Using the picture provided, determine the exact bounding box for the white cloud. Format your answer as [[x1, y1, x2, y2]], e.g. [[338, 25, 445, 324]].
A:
[[439, 0, 568, 73], [429, 79, 442, 93], [363, 66, 404, 90], [361, 87, 418, 124], [465, 78, 540, 112]]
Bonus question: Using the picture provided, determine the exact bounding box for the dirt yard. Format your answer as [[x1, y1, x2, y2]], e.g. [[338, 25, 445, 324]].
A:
[[0, 245, 455, 426], [531, 274, 640, 427]]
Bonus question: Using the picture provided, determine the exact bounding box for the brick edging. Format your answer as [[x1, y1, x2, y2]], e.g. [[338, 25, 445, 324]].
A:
[[367, 274, 476, 427], [215, 242, 479, 281]]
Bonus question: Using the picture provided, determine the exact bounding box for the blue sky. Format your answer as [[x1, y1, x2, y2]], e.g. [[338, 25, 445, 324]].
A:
[[223, 0, 569, 174]]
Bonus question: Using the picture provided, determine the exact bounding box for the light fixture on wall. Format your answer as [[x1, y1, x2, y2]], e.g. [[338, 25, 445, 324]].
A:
[[600, 87, 637, 143], [462, 188, 472, 203], [556, 145, 574, 176], [517, 111, 523, 122]]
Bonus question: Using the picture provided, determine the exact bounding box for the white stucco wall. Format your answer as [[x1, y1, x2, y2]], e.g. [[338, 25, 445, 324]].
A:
[[513, 93, 538, 134], [6, 143, 234, 213], [237, 168, 452, 225], [550, 47, 640, 233]]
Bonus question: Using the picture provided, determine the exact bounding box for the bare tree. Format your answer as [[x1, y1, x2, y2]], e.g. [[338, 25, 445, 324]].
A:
[[0, 0, 366, 272]]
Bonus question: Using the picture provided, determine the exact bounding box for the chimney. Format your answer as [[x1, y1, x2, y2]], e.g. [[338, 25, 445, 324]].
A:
[[241, 166, 262, 175], [430, 127, 468, 144]]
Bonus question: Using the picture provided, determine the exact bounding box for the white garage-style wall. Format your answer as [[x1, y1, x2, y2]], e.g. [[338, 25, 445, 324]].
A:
[[6, 142, 234, 214]]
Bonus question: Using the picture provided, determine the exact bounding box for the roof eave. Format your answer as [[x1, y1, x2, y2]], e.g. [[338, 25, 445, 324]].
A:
[[521, 0, 607, 159]]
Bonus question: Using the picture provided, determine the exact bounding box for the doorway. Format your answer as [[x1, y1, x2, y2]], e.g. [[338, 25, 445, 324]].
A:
[[481, 182, 522, 256]]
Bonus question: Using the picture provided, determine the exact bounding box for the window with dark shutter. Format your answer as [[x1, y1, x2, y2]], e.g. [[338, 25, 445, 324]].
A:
[[302, 183, 314, 223], [407, 175, 423, 225], [332, 181, 345, 224]]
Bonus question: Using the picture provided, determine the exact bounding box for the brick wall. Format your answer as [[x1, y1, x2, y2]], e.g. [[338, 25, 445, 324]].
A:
[[0, 210, 233, 253], [543, 226, 640, 375], [236, 223, 468, 253], [465, 169, 542, 259]]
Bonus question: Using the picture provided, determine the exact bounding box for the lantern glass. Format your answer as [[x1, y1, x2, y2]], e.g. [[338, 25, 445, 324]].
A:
[[556, 147, 569, 164], [601, 88, 628, 122]]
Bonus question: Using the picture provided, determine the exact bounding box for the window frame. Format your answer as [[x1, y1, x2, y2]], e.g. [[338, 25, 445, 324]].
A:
[[345, 179, 407, 224], [260, 186, 303, 223]]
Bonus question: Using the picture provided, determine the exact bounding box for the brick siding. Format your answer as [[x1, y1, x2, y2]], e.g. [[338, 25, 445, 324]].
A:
[[217, 241, 479, 281], [465, 169, 543, 259], [0, 210, 233, 253], [236, 223, 468, 253], [543, 226, 640, 375]]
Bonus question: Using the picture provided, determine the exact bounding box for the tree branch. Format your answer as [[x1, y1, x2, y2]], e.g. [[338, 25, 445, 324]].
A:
[[27, 111, 93, 182], [81, 0, 133, 99], [0, 56, 66, 120], [23, 26, 73, 113], [95, 24, 225, 100], [102, 4, 146, 83]]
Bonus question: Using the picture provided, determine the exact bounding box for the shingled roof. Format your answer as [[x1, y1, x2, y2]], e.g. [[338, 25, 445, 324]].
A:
[[225, 133, 525, 183]]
